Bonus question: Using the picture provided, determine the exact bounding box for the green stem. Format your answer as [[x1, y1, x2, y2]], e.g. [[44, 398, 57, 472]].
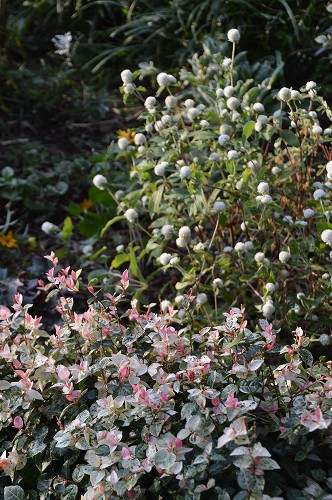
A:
[[209, 214, 220, 250], [230, 42, 236, 87]]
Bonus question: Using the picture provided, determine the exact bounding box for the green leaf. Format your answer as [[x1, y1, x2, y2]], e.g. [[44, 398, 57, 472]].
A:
[[150, 184, 164, 215], [111, 253, 130, 269], [225, 331, 244, 348], [4, 486, 26, 500], [300, 349, 313, 367], [129, 246, 146, 283], [242, 167, 253, 184], [89, 186, 115, 207], [294, 450, 307, 462], [242, 121, 256, 140], [67, 203, 81, 216], [101, 215, 125, 236], [280, 130, 299, 146], [62, 217, 73, 241]]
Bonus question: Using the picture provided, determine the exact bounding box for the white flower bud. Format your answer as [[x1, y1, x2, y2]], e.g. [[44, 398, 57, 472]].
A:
[[161, 114, 173, 126], [279, 251, 291, 263], [319, 334, 330, 345], [183, 98, 194, 108], [157, 72, 176, 87], [234, 242, 246, 252], [265, 282, 276, 293], [227, 97, 240, 110], [187, 107, 200, 121], [179, 166, 192, 180], [118, 137, 130, 150], [255, 121, 263, 132], [306, 81, 317, 90], [115, 190, 124, 199], [92, 174, 107, 190], [178, 309, 186, 319], [120, 69, 133, 83], [223, 57, 232, 67], [154, 120, 165, 132], [159, 253, 172, 266], [178, 226, 191, 243], [254, 252, 265, 263], [213, 201, 226, 212], [161, 300, 171, 312], [257, 114, 268, 124], [253, 102, 265, 113], [41, 221, 57, 234], [116, 244, 124, 253], [291, 90, 300, 99], [196, 293, 208, 305], [165, 95, 177, 108], [303, 208, 315, 218], [161, 224, 173, 237], [200, 120, 210, 127], [278, 87, 291, 101], [134, 133, 146, 145], [144, 96, 157, 109], [227, 29, 240, 43], [258, 194, 272, 204], [123, 83, 135, 94], [213, 278, 224, 289], [257, 182, 269, 194], [224, 85, 235, 97], [227, 150, 239, 160], [175, 295, 184, 304], [154, 161, 168, 176], [321, 229, 332, 246], [262, 302, 275, 318], [218, 134, 230, 146], [170, 256, 180, 266], [312, 125, 323, 135], [313, 188, 327, 200], [124, 208, 138, 223], [219, 124, 232, 135], [209, 153, 220, 162], [224, 246, 233, 253]]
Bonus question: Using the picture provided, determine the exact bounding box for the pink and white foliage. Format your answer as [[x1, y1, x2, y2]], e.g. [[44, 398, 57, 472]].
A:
[[0, 254, 331, 497]]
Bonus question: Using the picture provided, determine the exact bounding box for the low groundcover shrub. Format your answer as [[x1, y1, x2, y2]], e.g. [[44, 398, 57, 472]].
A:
[[0, 252, 331, 499]]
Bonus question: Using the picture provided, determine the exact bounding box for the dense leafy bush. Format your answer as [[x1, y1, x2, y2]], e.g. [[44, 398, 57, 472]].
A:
[[1, 6, 332, 498], [75, 35, 332, 341], [0, 254, 331, 498]]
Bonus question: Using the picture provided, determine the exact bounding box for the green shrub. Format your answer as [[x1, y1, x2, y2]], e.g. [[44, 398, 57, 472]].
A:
[[83, 32, 332, 340]]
